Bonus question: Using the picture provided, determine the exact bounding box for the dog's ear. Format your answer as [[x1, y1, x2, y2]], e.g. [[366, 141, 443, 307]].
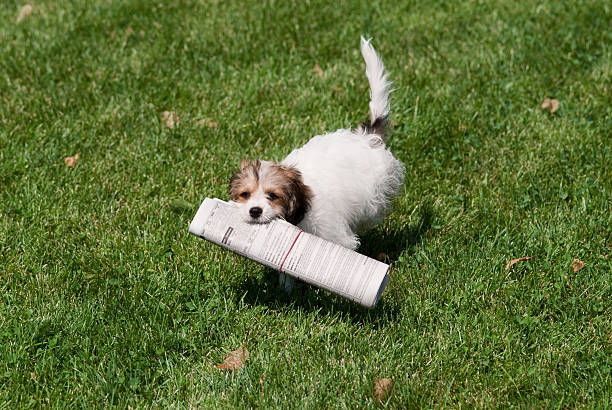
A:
[[282, 167, 312, 225]]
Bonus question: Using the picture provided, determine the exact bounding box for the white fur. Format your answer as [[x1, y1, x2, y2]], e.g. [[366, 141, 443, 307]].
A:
[[286, 37, 403, 250], [282, 131, 404, 250], [231, 38, 405, 292], [360, 36, 392, 123]]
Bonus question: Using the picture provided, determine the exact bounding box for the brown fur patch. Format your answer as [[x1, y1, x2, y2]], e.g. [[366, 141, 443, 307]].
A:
[[358, 114, 389, 140], [229, 160, 261, 202]]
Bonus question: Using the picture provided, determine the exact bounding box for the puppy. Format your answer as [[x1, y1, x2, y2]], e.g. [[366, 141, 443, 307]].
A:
[[230, 37, 405, 291]]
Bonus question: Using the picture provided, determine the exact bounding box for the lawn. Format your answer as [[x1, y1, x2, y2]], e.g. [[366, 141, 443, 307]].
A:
[[1, 0, 611, 407]]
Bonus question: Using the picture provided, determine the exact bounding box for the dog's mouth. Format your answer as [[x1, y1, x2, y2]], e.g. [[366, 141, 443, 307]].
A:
[[246, 213, 285, 225], [247, 217, 271, 224]]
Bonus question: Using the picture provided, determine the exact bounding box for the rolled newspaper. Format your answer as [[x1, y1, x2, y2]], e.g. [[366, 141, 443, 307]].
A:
[[189, 198, 390, 308]]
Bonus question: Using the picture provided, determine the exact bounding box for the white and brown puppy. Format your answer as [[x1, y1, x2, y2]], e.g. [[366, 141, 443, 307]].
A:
[[230, 38, 405, 291]]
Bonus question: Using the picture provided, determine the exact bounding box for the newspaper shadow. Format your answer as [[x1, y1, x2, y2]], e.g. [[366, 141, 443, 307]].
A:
[[235, 204, 434, 320], [237, 270, 401, 320]]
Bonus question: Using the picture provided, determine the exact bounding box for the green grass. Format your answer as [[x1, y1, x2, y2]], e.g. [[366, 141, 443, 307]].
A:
[[1, 0, 611, 407]]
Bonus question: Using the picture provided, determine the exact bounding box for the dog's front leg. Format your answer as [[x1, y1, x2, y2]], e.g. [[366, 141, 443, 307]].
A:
[[278, 272, 295, 293]]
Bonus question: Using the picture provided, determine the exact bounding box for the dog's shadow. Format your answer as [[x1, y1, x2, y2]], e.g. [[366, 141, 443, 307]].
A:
[[235, 203, 434, 319], [358, 202, 434, 264]]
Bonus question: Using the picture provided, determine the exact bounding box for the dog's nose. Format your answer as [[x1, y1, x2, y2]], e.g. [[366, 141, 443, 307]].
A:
[[249, 207, 263, 218]]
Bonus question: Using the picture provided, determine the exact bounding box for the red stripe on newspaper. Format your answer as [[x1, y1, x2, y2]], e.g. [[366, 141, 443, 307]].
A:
[[279, 230, 303, 272]]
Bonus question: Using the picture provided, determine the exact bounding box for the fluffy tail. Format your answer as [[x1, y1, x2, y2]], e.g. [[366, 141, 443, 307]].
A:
[[358, 36, 392, 138]]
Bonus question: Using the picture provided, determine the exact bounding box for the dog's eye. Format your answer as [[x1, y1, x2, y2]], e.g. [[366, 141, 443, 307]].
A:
[[267, 192, 279, 200], [239, 192, 250, 199]]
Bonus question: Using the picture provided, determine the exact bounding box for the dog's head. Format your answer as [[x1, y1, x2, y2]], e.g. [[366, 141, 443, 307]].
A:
[[229, 159, 312, 225]]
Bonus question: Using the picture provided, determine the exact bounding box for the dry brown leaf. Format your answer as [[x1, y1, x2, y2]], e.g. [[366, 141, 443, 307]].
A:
[[259, 374, 266, 396], [572, 258, 585, 272], [374, 378, 393, 401], [541, 98, 559, 114], [64, 153, 79, 168], [313, 63, 324, 77], [162, 111, 180, 128], [124, 26, 134, 37], [215, 345, 249, 371], [390, 120, 398, 127], [332, 86, 342, 92], [9, 125, 20, 137], [17, 4, 33, 23], [505, 255, 535, 270], [197, 118, 218, 128], [30, 371, 37, 380]]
